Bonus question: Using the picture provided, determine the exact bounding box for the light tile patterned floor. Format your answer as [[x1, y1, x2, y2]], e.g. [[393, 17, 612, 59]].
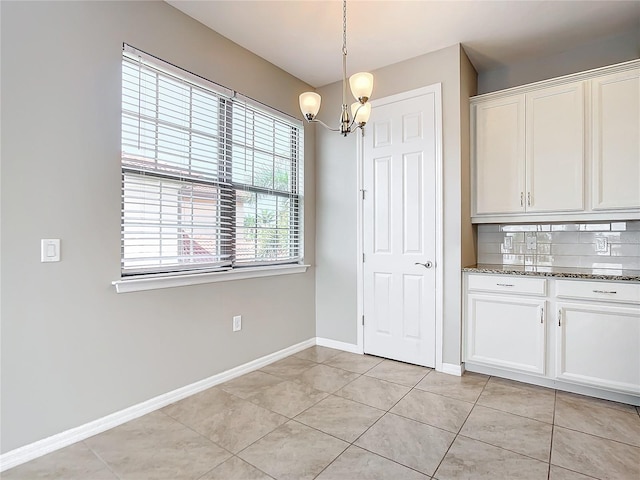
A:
[[4, 346, 640, 480]]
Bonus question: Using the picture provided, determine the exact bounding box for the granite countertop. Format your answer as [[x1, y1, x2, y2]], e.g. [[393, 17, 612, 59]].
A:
[[463, 264, 640, 282]]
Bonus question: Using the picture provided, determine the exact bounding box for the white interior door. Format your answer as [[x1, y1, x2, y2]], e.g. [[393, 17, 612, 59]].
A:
[[362, 86, 440, 367]]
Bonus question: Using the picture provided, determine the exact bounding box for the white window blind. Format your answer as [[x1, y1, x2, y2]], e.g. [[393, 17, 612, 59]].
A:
[[121, 45, 303, 276]]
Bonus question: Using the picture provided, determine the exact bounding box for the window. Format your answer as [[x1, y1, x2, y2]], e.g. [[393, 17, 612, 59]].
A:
[[121, 45, 303, 277]]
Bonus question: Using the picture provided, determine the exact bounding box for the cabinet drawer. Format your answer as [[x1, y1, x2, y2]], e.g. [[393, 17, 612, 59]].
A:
[[556, 280, 640, 304], [467, 274, 547, 296]]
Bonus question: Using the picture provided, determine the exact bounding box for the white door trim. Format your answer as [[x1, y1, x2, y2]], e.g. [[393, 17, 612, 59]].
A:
[[356, 84, 444, 371]]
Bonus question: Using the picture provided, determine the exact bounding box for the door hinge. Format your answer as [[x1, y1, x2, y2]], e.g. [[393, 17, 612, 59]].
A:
[[362, 315, 365, 325], [557, 309, 562, 327], [362, 253, 365, 263], [361, 189, 366, 200]]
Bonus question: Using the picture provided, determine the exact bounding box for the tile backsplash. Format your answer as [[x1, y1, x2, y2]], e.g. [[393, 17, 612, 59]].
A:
[[477, 221, 640, 270]]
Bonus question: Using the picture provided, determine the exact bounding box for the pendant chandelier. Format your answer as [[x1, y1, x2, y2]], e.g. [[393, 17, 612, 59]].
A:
[[299, 0, 374, 136]]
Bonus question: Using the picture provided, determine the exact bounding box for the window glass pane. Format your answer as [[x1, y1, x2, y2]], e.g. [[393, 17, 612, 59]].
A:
[[122, 174, 228, 272], [235, 190, 296, 264]]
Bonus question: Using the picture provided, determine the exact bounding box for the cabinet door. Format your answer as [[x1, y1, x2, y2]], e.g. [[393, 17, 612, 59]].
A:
[[466, 294, 546, 374], [591, 69, 640, 210], [526, 82, 584, 212], [556, 302, 640, 395], [473, 95, 525, 215]]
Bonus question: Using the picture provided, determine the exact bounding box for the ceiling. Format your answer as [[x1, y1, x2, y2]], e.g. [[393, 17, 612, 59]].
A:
[[167, 0, 640, 88]]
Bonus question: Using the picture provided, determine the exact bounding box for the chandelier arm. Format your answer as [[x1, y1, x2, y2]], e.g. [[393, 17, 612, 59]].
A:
[[347, 102, 365, 130], [308, 118, 341, 132]]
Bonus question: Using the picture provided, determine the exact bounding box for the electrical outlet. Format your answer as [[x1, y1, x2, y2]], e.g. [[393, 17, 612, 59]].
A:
[[595, 237, 608, 253], [502, 237, 513, 253], [233, 315, 242, 332], [526, 234, 537, 251]]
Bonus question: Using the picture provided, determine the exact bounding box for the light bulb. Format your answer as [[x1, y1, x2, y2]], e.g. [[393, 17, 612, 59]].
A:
[[299, 92, 321, 121], [349, 72, 374, 103], [351, 102, 371, 125]]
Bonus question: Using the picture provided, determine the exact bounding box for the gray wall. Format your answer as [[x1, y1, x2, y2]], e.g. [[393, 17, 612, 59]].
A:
[[315, 45, 477, 365], [478, 28, 640, 94], [0, 0, 316, 453]]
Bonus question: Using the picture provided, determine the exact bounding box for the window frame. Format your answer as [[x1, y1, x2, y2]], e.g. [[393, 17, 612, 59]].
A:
[[115, 44, 307, 292]]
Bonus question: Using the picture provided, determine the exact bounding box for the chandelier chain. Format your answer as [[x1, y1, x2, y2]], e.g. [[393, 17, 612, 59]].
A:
[[342, 0, 347, 56]]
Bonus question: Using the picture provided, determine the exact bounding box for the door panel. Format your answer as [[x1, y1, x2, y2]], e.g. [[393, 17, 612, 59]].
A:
[[363, 88, 438, 367], [373, 156, 392, 253], [526, 82, 584, 212], [466, 294, 546, 375], [591, 69, 640, 210], [403, 152, 423, 254], [473, 95, 525, 215], [556, 303, 640, 394], [373, 273, 392, 335]]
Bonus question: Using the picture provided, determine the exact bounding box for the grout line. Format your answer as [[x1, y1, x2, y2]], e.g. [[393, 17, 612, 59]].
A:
[[343, 443, 435, 478], [472, 402, 554, 425], [548, 464, 602, 480], [82, 441, 124, 480], [548, 388, 557, 480], [557, 390, 640, 416], [430, 375, 491, 478], [455, 432, 550, 465], [552, 424, 640, 449], [310, 443, 350, 479]]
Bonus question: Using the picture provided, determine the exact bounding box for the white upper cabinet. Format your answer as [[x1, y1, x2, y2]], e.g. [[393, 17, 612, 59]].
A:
[[474, 95, 525, 215], [471, 60, 640, 223], [526, 82, 584, 213], [591, 68, 640, 210]]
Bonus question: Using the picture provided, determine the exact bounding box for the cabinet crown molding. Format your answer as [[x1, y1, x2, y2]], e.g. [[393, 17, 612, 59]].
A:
[[471, 59, 640, 104]]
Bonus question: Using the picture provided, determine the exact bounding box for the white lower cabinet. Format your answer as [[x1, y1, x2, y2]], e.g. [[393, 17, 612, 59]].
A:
[[467, 294, 546, 374], [464, 273, 640, 401], [556, 302, 640, 395]]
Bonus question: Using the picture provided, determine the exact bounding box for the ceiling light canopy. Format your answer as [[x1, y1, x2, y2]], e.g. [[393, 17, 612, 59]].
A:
[[298, 0, 373, 136]]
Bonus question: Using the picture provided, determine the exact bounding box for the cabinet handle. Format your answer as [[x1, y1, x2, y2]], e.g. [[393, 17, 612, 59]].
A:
[[593, 289, 617, 294], [557, 309, 562, 327], [540, 306, 544, 324], [527, 192, 531, 207], [496, 283, 514, 287], [520, 192, 524, 207]]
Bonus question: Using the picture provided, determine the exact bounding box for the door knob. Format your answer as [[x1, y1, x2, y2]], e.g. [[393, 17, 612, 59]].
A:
[[415, 261, 433, 269]]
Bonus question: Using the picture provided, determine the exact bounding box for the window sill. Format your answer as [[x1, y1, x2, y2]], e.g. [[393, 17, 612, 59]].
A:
[[112, 264, 310, 294]]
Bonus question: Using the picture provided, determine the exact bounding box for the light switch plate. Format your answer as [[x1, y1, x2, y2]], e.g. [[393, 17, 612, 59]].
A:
[[595, 237, 608, 253], [526, 234, 537, 250], [41, 239, 61, 262]]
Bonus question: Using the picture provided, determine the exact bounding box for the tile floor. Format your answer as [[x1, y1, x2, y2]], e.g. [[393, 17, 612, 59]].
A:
[[4, 346, 640, 480]]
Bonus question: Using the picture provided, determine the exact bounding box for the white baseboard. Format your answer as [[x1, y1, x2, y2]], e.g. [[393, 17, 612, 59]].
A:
[[0, 338, 315, 472], [315, 337, 362, 354], [439, 362, 464, 376]]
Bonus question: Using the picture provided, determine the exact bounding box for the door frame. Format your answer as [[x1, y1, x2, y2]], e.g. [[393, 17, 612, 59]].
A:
[[356, 84, 444, 371]]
